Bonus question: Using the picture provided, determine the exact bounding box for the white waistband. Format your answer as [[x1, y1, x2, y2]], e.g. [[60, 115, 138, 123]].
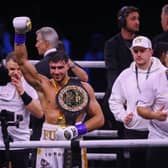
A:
[[42, 122, 60, 130]]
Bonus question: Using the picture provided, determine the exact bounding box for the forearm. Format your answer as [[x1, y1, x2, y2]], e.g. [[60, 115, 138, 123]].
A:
[[137, 106, 156, 119], [14, 43, 28, 65], [109, 93, 127, 122], [70, 65, 88, 82], [26, 99, 43, 119], [59, 111, 104, 140], [19, 90, 43, 118], [13, 17, 46, 93], [84, 101, 105, 131], [84, 113, 104, 132], [69, 60, 88, 82], [112, 108, 126, 122]]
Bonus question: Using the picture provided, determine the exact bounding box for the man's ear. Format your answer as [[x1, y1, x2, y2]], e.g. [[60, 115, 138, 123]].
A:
[[151, 49, 154, 56]]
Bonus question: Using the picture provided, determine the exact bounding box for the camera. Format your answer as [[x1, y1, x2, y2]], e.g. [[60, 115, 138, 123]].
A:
[[0, 109, 23, 164], [0, 109, 23, 122]]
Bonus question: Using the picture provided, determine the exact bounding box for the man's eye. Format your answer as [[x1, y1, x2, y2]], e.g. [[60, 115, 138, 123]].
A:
[[133, 50, 138, 53], [51, 67, 56, 69]]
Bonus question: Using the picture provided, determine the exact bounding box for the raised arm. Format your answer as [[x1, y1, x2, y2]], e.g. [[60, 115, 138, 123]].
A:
[[13, 17, 45, 90]]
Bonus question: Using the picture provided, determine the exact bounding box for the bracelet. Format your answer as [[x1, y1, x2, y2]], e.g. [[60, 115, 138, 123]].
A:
[[20, 91, 32, 105], [75, 123, 88, 135], [15, 32, 26, 44]]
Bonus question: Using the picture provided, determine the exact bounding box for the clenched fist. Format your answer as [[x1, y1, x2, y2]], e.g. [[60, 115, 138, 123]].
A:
[[13, 16, 32, 34]]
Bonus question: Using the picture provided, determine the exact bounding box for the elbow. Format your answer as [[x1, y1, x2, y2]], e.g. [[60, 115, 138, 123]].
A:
[[31, 111, 43, 119], [137, 106, 142, 116], [137, 106, 147, 119], [101, 116, 105, 127], [33, 108, 44, 119], [80, 73, 89, 82], [83, 74, 89, 82], [38, 111, 44, 119], [98, 113, 105, 128]]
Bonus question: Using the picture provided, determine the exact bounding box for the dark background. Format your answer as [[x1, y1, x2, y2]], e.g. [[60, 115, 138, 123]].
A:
[[0, 1, 167, 59]]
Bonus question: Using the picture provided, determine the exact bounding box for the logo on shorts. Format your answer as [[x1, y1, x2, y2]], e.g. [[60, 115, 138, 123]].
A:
[[40, 158, 51, 168]]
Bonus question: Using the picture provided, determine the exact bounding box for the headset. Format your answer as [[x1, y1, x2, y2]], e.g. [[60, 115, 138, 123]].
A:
[[117, 6, 139, 28]]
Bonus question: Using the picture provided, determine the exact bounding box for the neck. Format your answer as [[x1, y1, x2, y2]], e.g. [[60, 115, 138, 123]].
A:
[[136, 59, 152, 70], [59, 76, 70, 86], [51, 76, 69, 91], [121, 28, 136, 40]]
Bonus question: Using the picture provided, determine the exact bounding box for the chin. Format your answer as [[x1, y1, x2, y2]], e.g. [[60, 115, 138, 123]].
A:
[[55, 78, 62, 83], [55, 78, 60, 82]]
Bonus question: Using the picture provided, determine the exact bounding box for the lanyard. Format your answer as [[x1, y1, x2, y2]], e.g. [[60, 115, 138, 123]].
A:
[[135, 62, 153, 93]]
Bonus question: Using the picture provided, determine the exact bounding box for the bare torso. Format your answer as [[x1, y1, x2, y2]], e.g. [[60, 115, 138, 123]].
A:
[[37, 77, 86, 125]]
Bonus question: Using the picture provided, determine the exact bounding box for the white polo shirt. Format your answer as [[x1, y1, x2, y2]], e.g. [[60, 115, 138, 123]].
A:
[[0, 77, 38, 143]]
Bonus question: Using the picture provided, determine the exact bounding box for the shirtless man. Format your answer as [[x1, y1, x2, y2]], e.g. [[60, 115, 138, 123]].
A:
[[13, 16, 104, 168]]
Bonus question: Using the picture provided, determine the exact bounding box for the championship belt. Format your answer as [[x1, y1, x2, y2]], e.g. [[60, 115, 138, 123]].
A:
[[56, 78, 89, 125]]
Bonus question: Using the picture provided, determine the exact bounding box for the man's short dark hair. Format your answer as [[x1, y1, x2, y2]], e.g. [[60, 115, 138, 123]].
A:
[[48, 51, 69, 63], [117, 6, 139, 28]]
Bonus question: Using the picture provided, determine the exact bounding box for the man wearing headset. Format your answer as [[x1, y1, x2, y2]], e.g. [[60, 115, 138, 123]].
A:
[[109, 35, 166, 168], [102, 6, 140, 168], [103, 5, 140, 130]]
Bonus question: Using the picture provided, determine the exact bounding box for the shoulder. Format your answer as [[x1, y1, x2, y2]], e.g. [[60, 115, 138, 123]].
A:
[[46, 51, 57, 58], [21, 77, 38, 98], [105, 33, 121, 47], [147, 69, 166, 86], [118, 67, 131, 78], [112, 68, 130, 87], [81, 81, 94, 94], [35, 59, 50, 73], [35, 59, 47, 66], [153, 32, 168, 43]]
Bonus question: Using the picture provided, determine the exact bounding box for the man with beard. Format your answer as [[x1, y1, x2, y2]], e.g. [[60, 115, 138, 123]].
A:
[[102, 6, 140, 168], [12, 16, 104, 168], [103, 5, 140, 130]]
